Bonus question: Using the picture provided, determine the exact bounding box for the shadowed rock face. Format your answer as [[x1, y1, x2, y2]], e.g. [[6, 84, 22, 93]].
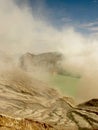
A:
[[0, 69, 98, 130], [19, 52, 80, 79], [19, 52, 63, 75]]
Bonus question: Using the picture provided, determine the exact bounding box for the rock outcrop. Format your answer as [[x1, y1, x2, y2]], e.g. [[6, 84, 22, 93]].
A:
[[19, 52, 63, 75], [19, 52, 80, 79]]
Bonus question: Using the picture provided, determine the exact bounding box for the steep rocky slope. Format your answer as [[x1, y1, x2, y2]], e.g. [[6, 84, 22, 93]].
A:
[[0, 69, 98, 129]]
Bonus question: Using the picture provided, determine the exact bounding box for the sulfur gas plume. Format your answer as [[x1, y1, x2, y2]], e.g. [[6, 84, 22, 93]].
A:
[[1, 0, 98, 102]]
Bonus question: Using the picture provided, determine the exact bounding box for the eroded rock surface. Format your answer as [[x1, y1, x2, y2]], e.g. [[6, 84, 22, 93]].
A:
[[0, 69, 98, 130]]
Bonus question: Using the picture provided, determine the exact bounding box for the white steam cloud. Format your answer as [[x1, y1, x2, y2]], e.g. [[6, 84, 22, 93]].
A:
[[0, 0, 61, 55], [0, 0, 98, 102]]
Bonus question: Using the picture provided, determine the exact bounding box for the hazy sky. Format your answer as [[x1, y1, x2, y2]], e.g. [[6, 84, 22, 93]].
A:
[[26, 0, 98, 34], [0, 0, 98, 55]]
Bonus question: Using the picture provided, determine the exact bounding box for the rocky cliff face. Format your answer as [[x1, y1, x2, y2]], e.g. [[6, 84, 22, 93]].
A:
[[19, 52, 63, 75], [0, 68, 98, 130], [19, 52, 80, 79]]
